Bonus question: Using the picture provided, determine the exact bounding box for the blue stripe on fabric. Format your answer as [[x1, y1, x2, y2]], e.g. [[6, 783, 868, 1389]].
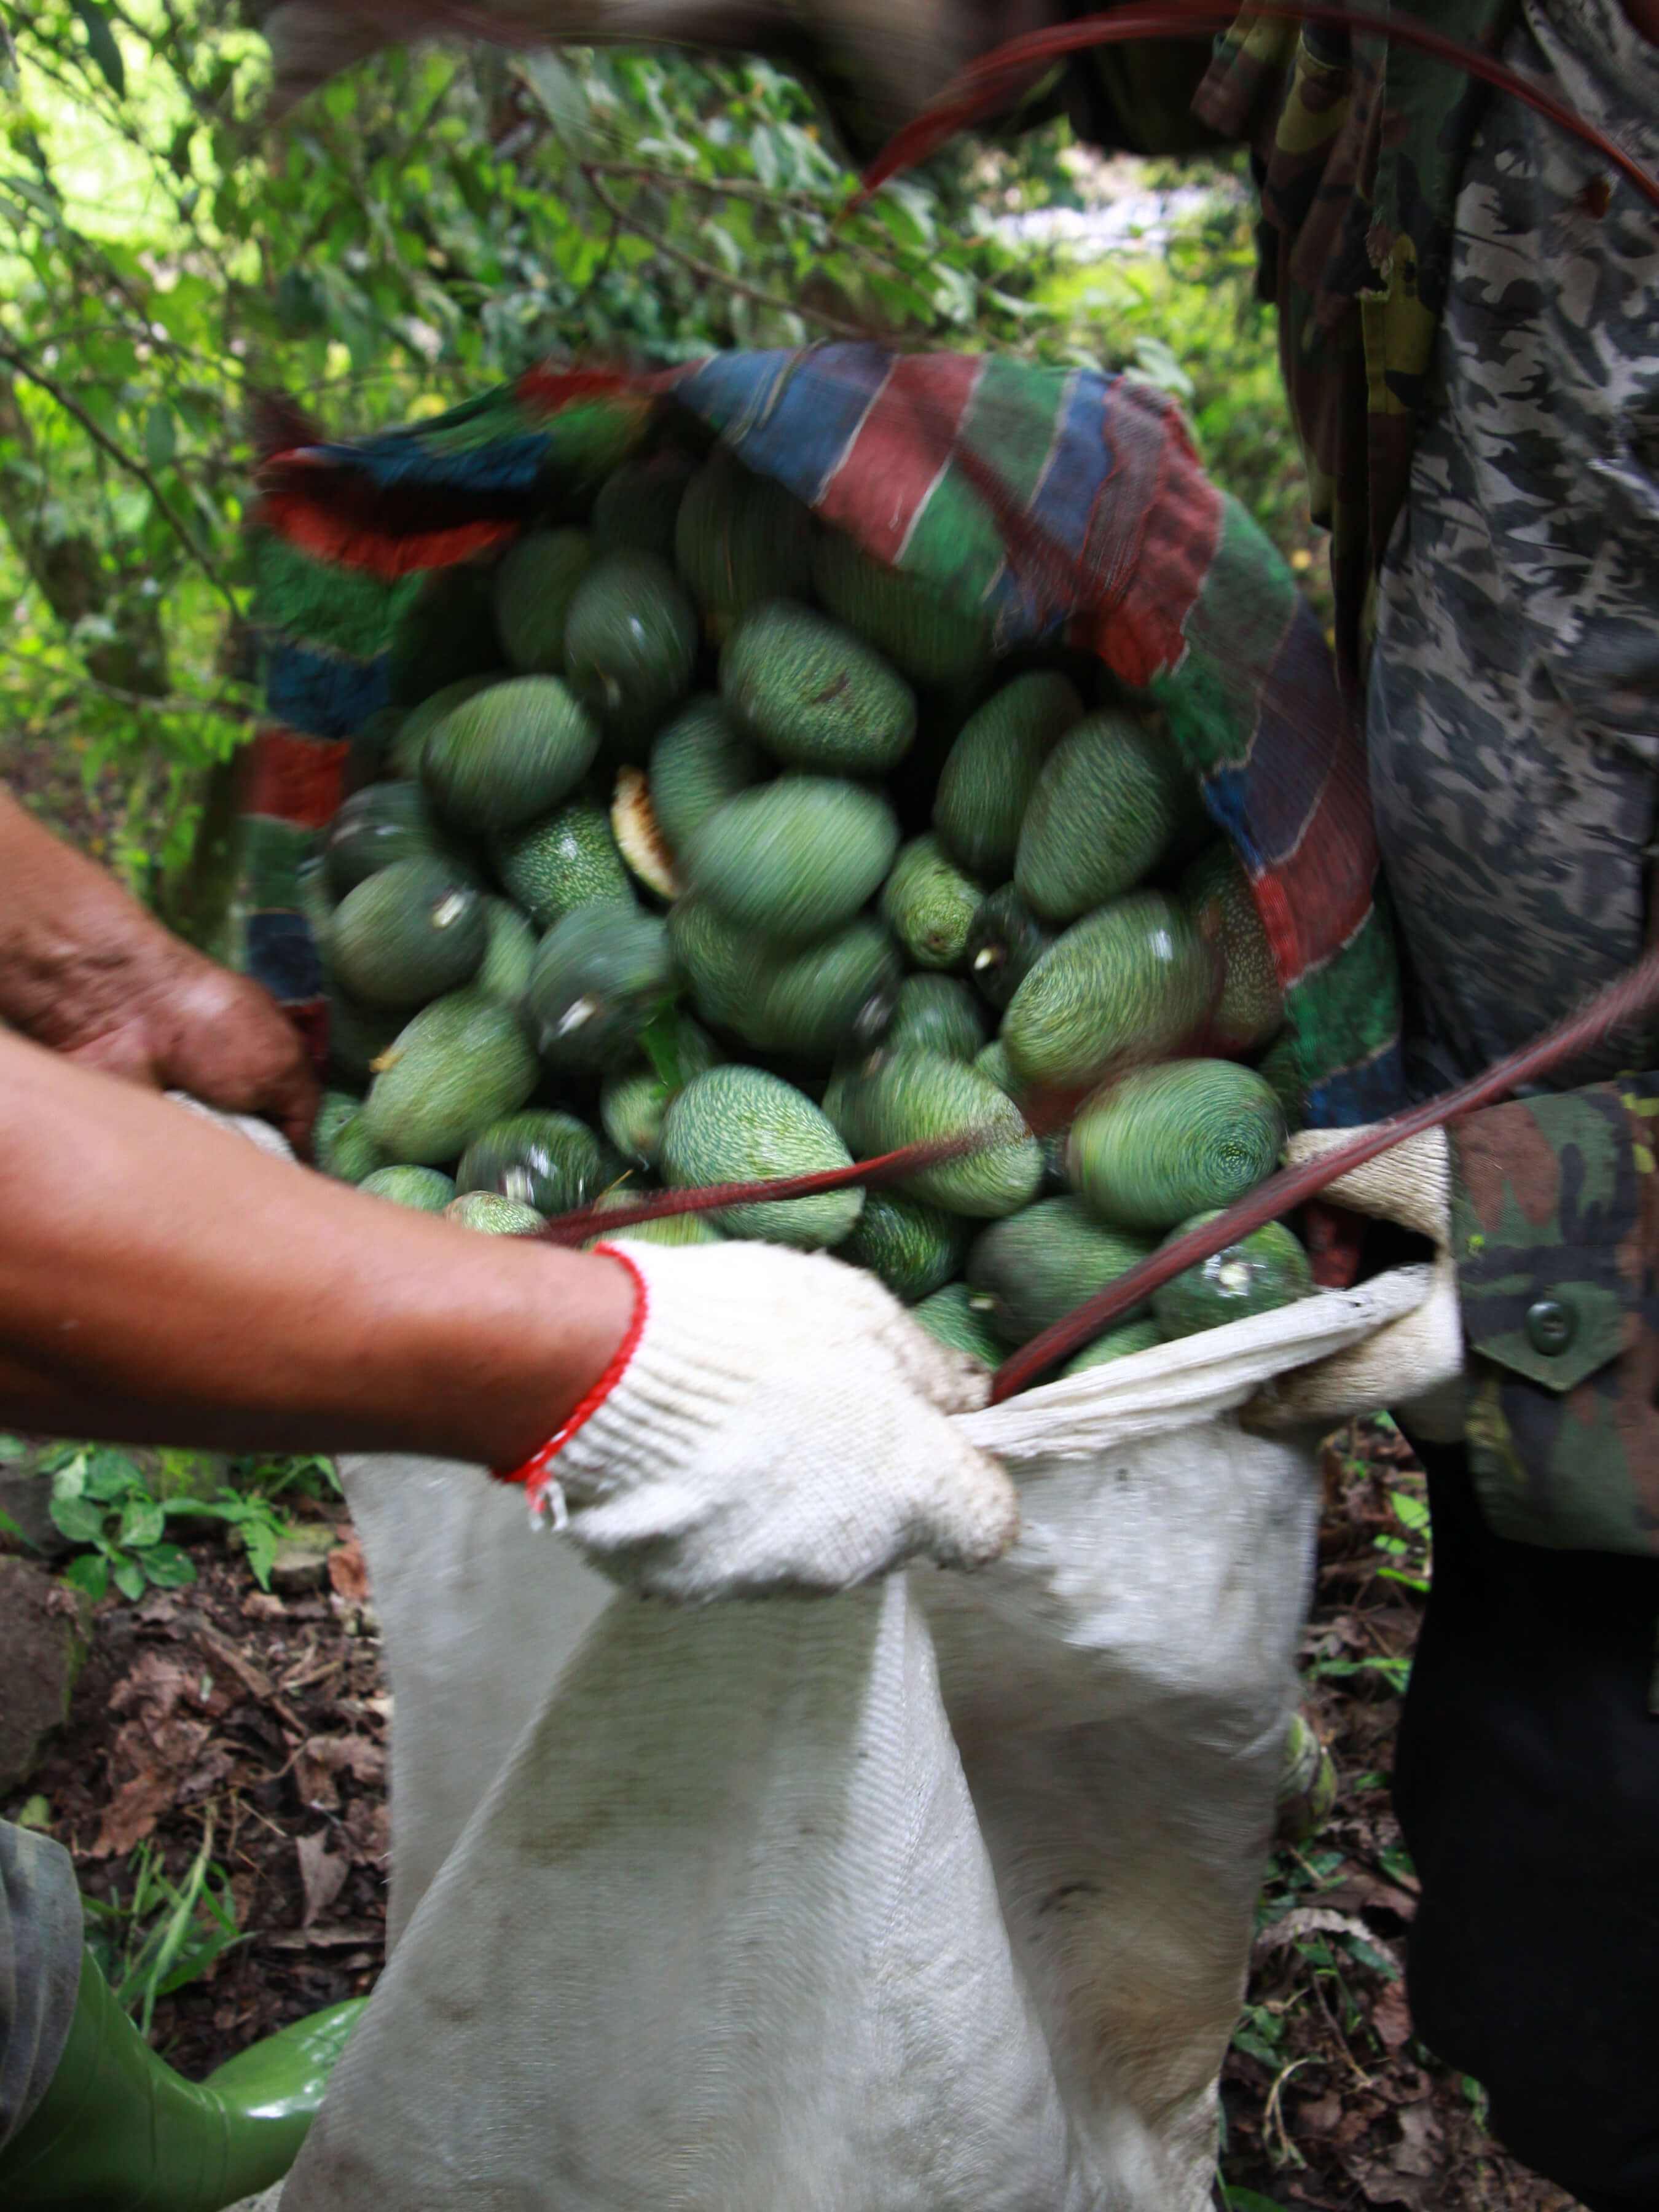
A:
[[266, 641, 392, 741], [302, 433, 552, 498], [1303, 1043, 1408, 1129], [246, 909, 323, 1005], [1024, 370, 1112, 578], [675, 345, 894, 509], [1201, 697, 1338, 866]]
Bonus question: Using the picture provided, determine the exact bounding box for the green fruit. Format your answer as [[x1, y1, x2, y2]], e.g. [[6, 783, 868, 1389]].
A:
[[853, 1051, 1043, 1219], [599, 1011, 720, 1168], [457, 1110, 614, 1215], [318, 1102, 386, 1185], [493, 529, 595, 675], [649, 697, 764, 856], [324, 782, 447, 898], [587, 1194, 725, 1249], [312, 1090, 361, 1167], [363, 991, 538, 1166], [973, 1038, 1016, 1095], [389, 676, 496, 780], [818, 1059, 870, 1154], [325, 984, 402, 1089], [738, 917, 900, 1065], [1151, 1213, 1314, 1338], [965, 885, 1054, 1013], [388, 564, 501, 705], [810, 531, 993, 688], [841, 1190, 970, 1304], [912, 1282, 1005, 1366], [934, 671, 1083, 877], [421, 675, 598, 833], [491, 799, 633, 930], [358, 1165, 456, 1213], [592, 450, 697, 563], [884, 975, 987, 1062], [966, 1197, 1151, 1346], [1002, 892, 1210, 1091], [445, 1191, 547, 1236], [1061, 1317, 1164, 1376], [660, 1064, 863, 1249], [1067, 1059, 1287, 1231], [476, 898, 538, 1006], [720, 604, 916, 775], [326, 857, 487, 1010], [674, 454, 815, 633], [525, 905, 676, 1073], [684, 778, 899, 947], [563, 550, 697, 760], [1180, 844, 1283, 1052], [1014, 710, 1195, 923], [667, 898, 755, 1033], [880, 834, 980, 971]]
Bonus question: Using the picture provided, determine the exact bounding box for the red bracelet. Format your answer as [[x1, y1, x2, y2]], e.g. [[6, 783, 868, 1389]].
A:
[[490, 1244, 648, 1514]]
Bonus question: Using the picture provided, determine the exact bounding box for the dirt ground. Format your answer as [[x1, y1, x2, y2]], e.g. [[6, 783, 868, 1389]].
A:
[[0, 1422, 1583, 2211]]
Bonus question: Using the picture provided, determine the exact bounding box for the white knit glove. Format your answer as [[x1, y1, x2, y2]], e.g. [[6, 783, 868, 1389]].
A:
[[522, 1239, 1019, 1600], [1245, 1126, 1465, 1438]]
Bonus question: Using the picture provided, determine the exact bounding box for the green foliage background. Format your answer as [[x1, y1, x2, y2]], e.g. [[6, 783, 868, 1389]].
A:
[[0, 1, 1315, 925]]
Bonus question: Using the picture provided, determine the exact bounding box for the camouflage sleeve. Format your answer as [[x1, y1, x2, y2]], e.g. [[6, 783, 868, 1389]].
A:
[[1449, 1083, 1659, 1556]]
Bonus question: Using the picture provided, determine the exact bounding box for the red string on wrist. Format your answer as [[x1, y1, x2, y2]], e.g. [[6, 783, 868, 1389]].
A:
[[490, 1244, 648, 1512]]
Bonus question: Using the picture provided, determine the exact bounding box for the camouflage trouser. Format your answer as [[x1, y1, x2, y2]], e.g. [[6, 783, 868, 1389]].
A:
[[0, 1821, 81, 2152]]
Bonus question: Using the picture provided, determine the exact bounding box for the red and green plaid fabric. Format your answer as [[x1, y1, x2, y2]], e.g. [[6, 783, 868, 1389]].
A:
[[243, 343, 1402, 1128]]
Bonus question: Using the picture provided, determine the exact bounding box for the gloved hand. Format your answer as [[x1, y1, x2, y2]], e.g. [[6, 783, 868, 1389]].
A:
[[1245, 1125, 1465, 1438], [503, 1237, 1019, 1599]]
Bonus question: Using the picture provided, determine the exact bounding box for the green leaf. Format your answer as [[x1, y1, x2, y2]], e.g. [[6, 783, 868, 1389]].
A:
[[0, 1507, 38, 1550], [50, 1494, 109, 1547], [519, 52, 588, 143], [119, 1496, 167, 1550], [139, 1543, 197, 1590], [112, 1555, 146, 1602], [50, 1452, 88, 1502], [242, 1518, 281, 1592], [61, 1553, 109, 1601], [85, 1449, 143, 1502], [144, 405, 175, 472], [73, 2, 125, 96]]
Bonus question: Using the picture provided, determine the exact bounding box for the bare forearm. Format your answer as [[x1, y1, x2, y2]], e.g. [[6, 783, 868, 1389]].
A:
[[0, 1032, 633, 1465], [0, 787, 163, 1041]]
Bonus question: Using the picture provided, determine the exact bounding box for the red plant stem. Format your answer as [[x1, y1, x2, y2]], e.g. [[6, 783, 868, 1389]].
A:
[[855, 2, 1659, 216]]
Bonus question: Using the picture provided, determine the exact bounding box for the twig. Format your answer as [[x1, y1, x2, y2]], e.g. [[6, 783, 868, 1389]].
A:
[[579, 167, 866, 340], [0, 338, 241, 619]]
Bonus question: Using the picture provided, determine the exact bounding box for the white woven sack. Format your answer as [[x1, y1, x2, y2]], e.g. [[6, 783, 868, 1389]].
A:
[[278, 1268, 1429, 2212]]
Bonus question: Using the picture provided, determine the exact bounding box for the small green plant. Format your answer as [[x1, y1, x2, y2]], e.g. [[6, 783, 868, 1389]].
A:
[[1374, 1485, 1432, 1593], [45, 1444, 297, 1599], [82, 1819, 248, 2039]]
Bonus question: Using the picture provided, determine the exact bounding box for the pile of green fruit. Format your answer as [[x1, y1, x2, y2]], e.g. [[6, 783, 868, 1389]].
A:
[[306, 441, 1315, 1382]]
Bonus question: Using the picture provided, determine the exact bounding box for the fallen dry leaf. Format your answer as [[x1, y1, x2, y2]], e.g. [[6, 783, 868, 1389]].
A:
[[327, 1535, 369, 1606], [1371, 1979, 1414, 2053], [296, 1830, 350, 1924], [91, 1768, 175, 1857]]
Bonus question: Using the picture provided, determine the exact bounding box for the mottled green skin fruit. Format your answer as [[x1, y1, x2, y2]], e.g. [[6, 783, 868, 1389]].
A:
[[599, 1012, 720, 1169], [841, 1190, 970, 1304], [661, 1065, 863, 1249], [389, 565, 501, 705], [818, 1059, 870, 1155], [359, 1165, 455, 1213], [422, 676, 599, 833], [880, 835, 981, 971], [390, 675, 496, 780], [493, 529, 595, 676], [491, 799, 633, 930], [525, 906, 677, 1073], [324, 984, 402, 1089], [364, 992, 538, 1166], [810, 531, 994, 688], [476, 898, 538, 1006], [884, 975, 987, 1062], [445, 1191, 547, 1236], [738, 918, 900, 1065], [965, 886, 1054, 1013], [1256, 1029, 1303, 1132], [563, 551, 698, 761], [854, 1050, 1043, 1219], [912, 1282, 1005, 1367], [325, 782, 449, 898], [312, 1091, 361, 1168], [674, 455, 815, 633], [1180, 844, 1284, 1051], [592, 450, 697, 563], [973, 1038, 1016, 1096], [720, 605, 916, 776], [667, 898, 754, 1033], [1002, 892, 1210, 1091], [934, 672, 1083, 877], [1014, 710, 1196, 923], [458, 1110, 613, 1215], [325, 1112, 389, 1184], [326, 857, 487, 1010], [684, 778, 900, 947], [1061, 1317, 1164, 1377], [649, 698, 763, 855], [967, 1197, 1151, 1347], [1152, 1213, 1314, 1338], [1067, 1059, 1287, 1233], [587, 1196, 725, 1250]]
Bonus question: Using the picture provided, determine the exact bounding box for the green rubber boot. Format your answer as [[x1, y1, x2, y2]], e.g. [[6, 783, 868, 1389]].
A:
[[0, 1945, 363, 2210]]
